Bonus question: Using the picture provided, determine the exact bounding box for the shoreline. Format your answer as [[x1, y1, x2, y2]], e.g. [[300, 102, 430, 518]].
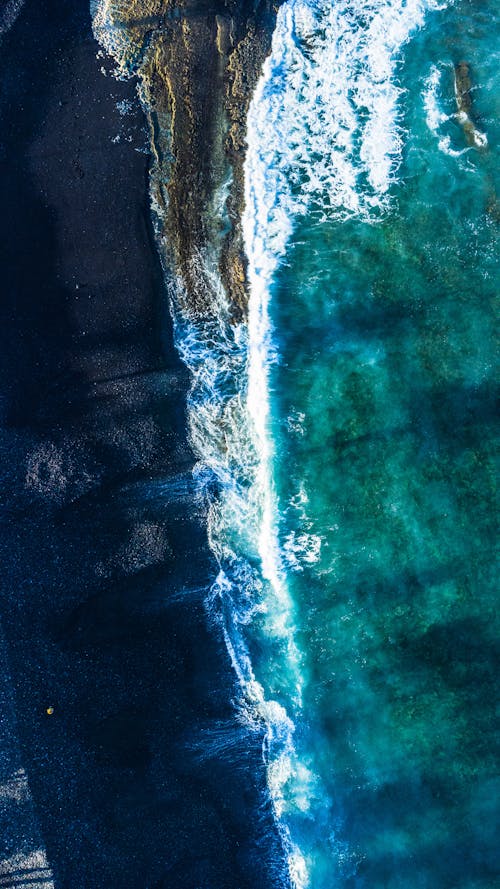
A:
[[91, 3, 308, 886], [92, 0, 281, 319]]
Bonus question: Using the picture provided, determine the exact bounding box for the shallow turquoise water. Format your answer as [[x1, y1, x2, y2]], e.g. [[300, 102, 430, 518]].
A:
[[263, 0, 499, 884], [89, 0, 497, 884]]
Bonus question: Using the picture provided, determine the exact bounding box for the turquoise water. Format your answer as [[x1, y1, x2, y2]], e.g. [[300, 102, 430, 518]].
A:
[[91, 0, 498, 884], [261, 0, 498, 884]]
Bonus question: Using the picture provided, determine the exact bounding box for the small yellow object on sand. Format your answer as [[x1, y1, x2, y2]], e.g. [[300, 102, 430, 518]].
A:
[[46, 707, 54, 716]]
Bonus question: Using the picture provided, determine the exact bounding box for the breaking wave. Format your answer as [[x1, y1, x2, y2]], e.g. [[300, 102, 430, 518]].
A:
[[241, 0, 444, 883], [91, 0, 444, 885], [423, 63, 487, 156]]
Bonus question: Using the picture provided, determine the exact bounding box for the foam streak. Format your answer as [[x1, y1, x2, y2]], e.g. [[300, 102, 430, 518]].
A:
[[242, 0, 443, 883]]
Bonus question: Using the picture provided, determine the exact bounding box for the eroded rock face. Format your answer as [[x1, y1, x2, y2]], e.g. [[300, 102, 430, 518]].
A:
[[93, 0, 282, 318]]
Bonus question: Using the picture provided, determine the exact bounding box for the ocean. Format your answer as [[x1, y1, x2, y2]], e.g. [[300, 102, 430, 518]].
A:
[[91, 0, 498, 886], [242, 0, 498, 884]]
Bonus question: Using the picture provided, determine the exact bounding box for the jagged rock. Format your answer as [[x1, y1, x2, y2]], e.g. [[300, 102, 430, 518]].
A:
[[94, 0, 282, 318]]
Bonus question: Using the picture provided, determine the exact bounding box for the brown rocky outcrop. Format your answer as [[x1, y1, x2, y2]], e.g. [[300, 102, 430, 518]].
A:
[[94, 0, 281, 318]]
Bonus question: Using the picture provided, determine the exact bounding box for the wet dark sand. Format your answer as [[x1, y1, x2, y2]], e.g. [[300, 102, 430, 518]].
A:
[[0, 2, 287, 886]]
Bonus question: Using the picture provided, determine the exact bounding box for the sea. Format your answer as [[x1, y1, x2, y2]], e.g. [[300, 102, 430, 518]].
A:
[[93, 0, 498, 886]]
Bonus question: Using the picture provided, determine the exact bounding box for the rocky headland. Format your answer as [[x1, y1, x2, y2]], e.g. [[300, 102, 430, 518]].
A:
[[93, 0, 282, 318]]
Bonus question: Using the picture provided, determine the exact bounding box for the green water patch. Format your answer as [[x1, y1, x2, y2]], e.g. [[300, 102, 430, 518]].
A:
[[266, 2, 498, 884]]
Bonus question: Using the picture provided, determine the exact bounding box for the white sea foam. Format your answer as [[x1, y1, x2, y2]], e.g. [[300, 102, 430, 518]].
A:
[[423, 65, 463, 156], [423, 63, 488, 155], [286, 410, 306, 437], [423, 65, 449, 134], [0, 0, 25, 39], [90, 1, 310, 883], [116, 98, 133, 115], [423, 64, 465, 156], [243, 0, 441, 276], [283, 531, 322, 571], [91, 0, 441, 885], [243, 0, 442, 884], [165, 259, 313, 884], [90, 0, 147, 77], [453, 90, 488, 150]]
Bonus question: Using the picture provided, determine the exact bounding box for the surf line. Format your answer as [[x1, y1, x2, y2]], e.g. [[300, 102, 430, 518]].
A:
[[89, 1, 309, 885], [242, 0, 451, 882], [90, 0, 447, 883]]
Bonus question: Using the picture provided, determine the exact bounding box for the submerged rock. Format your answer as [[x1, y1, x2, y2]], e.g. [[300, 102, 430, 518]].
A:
[[454, 60, 487, 149]]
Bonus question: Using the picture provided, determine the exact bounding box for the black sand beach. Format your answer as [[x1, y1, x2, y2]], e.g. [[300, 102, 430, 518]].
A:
[[0, 2, 287, 886]]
